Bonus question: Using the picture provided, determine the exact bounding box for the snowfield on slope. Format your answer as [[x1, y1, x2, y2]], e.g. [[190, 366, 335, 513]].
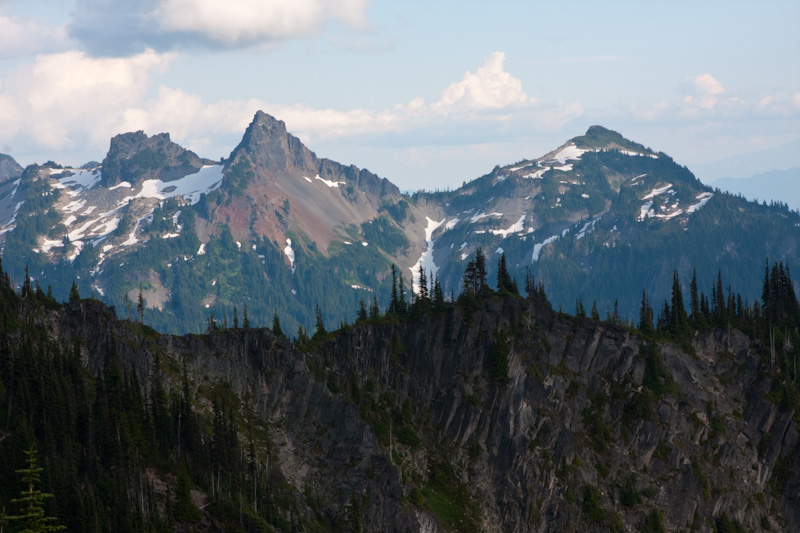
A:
[[410, 216, 445, 294], [551, 144, 588, 164], [688, 192, 714, 213], [135, 165, 224, 205]]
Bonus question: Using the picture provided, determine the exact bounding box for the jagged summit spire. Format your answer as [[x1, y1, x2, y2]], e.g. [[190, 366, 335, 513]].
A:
[[228, 110, 315, 172]]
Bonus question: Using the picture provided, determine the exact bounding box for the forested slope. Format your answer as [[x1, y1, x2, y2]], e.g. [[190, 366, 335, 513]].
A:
[[0, 257, 798, 532]]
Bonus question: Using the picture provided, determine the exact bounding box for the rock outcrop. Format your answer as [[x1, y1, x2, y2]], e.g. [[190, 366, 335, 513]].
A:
[[0, 153, 23, 184], [100, 130, 214, 187], [48, 295, 800, 532]]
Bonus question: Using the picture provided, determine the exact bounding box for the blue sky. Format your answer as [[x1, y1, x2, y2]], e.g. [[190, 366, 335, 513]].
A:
[[0, 0, 798, 190]]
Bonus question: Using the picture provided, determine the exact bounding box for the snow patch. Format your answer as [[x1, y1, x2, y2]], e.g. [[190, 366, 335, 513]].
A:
[[314, 174, 345, 188], [303, 176, 312, 183], [638, 201, 655, 220], [109, 181, 132, 190], [63, 199, 87, 214], [532, 235, 560, 262], [523, 167, 549, 179], [40, 238, 65, 253], [490, 214, 526, 238], [551, 144, 588, 164], [53, 168, 101, 191], [351, 284, 373, 292], [284, 238, 296, 271], [496, 247, 504, 254], [643, 184, 673, 200], [197, 243, 206, 255], [410, 216, 445, 294], [470, 211, 503, 223], [687, 192, 714, 213], [576, 218, 600, 240], [122, 216, 148, 246], [135, 164, 223, 205]]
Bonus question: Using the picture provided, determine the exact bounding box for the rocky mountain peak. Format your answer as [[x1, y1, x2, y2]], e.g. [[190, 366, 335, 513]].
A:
[[0, 153, 23, 184], [228, 110, 316, 173], [101, 130, 212, 187], [572, 124, 653, 154]]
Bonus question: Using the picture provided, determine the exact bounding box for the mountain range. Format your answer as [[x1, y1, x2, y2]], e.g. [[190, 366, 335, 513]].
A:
[[711, 168, 800, 212], [1, 112, 799, 334]]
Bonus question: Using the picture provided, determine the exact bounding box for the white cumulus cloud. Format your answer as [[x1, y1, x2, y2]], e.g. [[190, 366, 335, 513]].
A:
[[0, 14, 72, 59], [683, 73, 725, 110], [0, 49, 585, 169], [154, 0, 369, 45], [68, 0, 371, 53], [0, 49, 175, 154], [433, 51, 533, 112]]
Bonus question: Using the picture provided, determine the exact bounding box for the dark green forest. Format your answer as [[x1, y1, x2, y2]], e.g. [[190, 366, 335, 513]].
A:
[[0, 250, 798, 531]]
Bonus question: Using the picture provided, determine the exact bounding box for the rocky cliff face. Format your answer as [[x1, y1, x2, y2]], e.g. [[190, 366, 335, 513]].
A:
[[100, 130, 214, 187], [0, 153, 23, 183], [47, 295, 799, 532]]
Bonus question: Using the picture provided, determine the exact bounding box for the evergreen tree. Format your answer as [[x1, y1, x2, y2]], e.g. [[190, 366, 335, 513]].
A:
[[243, 304, 250, 329], [397, 272, 407, 315], [233, 306, 239, 329], [21, 265, 33, 299], [297, 325, 308, 344], [690, 268, 700, 322], [357, 299, 368, 323], [639, 289, 653, 333], [524, 267, 535, 298], [389, 265, 399, 315], [137, 284, 145, 323], [432, 276, 445, 313], [475, 248, 487, 292], [462, 257, 477, 296], [591, 301, 600, 321], [69, 280, 80, 303], [715, 269, 725, 322], [575, 298, 586, 318], [418, 265, 428, 301], [124, 292, 131, 320], [496, 253, 515, 294], [369, 295, 380, 319], [313, 305, 326, 339], [272, 312, 284, 338], [462, 248, 489, 298], [670, 270, 687, 333], [7, 444, 65, 532]]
